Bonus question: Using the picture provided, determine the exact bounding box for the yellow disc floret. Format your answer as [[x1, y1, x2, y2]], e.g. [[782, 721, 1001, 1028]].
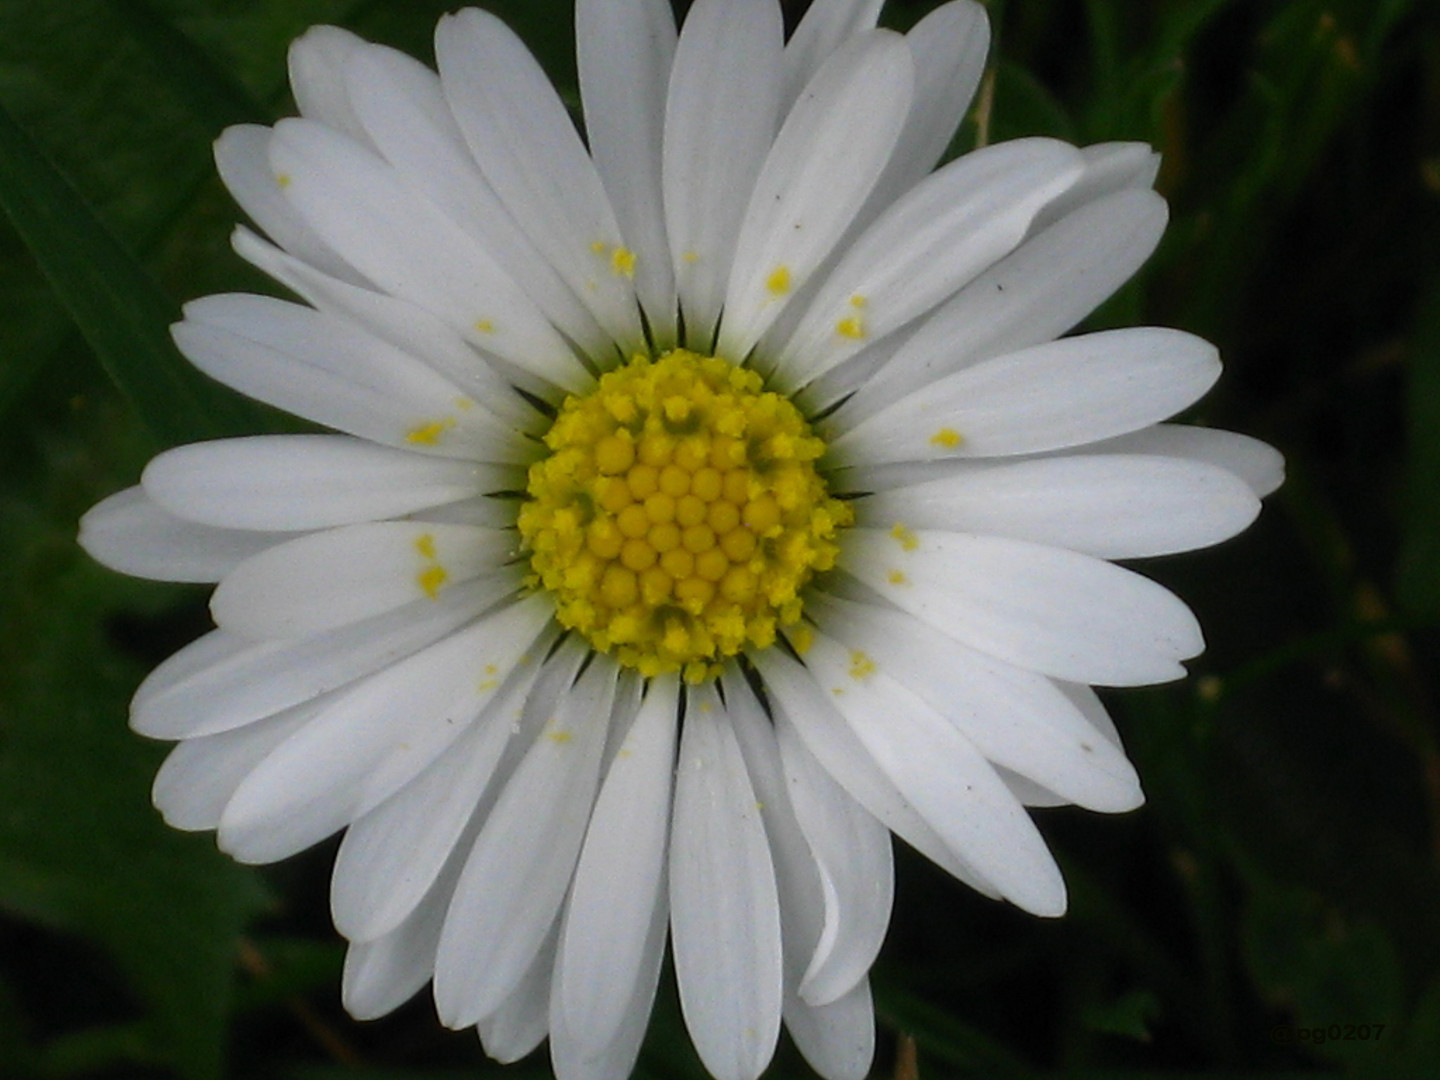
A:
[[519, 350, 851, 682]]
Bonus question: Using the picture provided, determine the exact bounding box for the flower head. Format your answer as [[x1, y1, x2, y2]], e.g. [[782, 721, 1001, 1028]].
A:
[[78, 1, 1281, 1077]]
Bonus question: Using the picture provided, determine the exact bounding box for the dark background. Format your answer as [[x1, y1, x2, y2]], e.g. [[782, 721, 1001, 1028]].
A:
[[3, 0, 1440, 1076]]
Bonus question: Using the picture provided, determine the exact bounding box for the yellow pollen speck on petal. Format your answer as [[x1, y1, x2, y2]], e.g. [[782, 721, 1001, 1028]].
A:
[[930, 427, 962, 448], [890, 522, 919, 551], [848, 650, 876, 680], [407, 417, 456, 446], [611, 247, 637, 278], [549, 730, 574, 745], [590, 240, 607, 254], [418, 564, 448, 599], [835, 316, 865, 340], [887, 569, 908, 585], [682, 250, 700, 263], [517, 348, 851, 681], [455, 397, 475, 411], [849, 294, 866, 308], [275, 172, 291, 189], [474, 318, 496, 334], [766, 265, 792, 295], [415, 533, 437, 560]]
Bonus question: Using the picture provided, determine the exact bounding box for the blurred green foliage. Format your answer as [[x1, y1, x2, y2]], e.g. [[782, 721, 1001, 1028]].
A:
[[2, 0, 1439, 1076]]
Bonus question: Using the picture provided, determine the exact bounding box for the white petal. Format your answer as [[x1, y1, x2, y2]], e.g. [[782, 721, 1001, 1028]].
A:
[[554, 676, 677, 1056], [214, 125, 360, 283], [231, 228, 545, 429], [829, 327, 1221, 466], [718, 673, 879, 1079], [718, 31, 913, 359], [436, 8, 645, 355], [783, 978, 875, 1080], [669, 682, 783, 1080], [78, 486, 285, 583], [662, 0, 783, 348], [577, 0, 679, 344], [210, 522, 514, 639], [478, 922, 556, 1064], [782, 0, 884, 111], [1029, 141, 1161, 235], [342, 857, 457, 1021], [142, 435, 507, 532], [268, 119, 590, 390], [836, 188, 1169, 422], [216, 597, 551, 862], [174, 294, 520, 458], [1083, 424, 1286, 497], [839, 527, 1204, 686], [151, 698, 321, 830], [754, 647, 1002, 898], [775, 138, 1083, 388], [131, 581, 490, 739], [433, 652, 617, 1027], [550, 884, 669, 1080], [342, 43, 609, 356], [288, 25, 367, 138], [800, 630, 1066, 916], [330, 649, 550, 942], [768, 712, 892, 1005], [855, 453, 1261, 559], [809, 592, 1143, 812], [862, 1, 991, 209]]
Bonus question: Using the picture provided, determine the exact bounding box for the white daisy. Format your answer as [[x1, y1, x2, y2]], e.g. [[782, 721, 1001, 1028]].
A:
[[78, 1, 1282, 1078]]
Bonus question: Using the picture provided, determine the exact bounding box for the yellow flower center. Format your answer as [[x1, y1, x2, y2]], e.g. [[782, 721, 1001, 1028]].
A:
[[518, 349, 851, 683]]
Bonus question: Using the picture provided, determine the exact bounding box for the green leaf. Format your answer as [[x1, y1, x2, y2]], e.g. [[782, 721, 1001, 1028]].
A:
[[0, 96, 274, 448]]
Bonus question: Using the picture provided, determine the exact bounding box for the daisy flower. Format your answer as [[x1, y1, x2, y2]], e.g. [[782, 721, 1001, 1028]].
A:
[[78, 0, 1282, 1078]]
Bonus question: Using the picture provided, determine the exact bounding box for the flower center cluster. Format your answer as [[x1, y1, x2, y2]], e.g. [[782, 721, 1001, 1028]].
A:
[[519, 349, 851, 682]]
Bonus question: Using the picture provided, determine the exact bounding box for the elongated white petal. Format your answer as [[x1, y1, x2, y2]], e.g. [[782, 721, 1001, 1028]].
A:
[[343, 855, 458, 1020], [809, 593, 1142, 812], [478, 922, 556, 1063], [801, 630, 1066, 915], [670, 683, 783, 1080], [268, 119, 591, 390], [1029, 141, 1160, 235], [719, 32, 913, 359], [434, 654, 617, 1027], [837, 188, 1169, 421], [151, 698, 321, 831], [214, 125, 360, 283], [863, 1, 990, 210], [755, 648, 1002, 897], [131, 581, 493, 739], [143, 436, 507, 532], [1083, 424, 1286, 497], [769, 714, 892, 1005], [840, 528, 1204, 685], [662, 0, 783, 348], [210, 522, 514, 639], [288, 25, 367, 138], [436, 8, 644, 354], [175, 294, 518, 458], [776, 138, 1083, 387], [554, 676, 678, 1056], [784, 978, 875, 1080], [330, 650, 549, 942], [231, 239, 541, 437], [830, 327, 1221, 466], [217, 597, 551, 862], [855, 453, 1261, 559], [577, 0, 678, 344], [782, 0, 885, 111], [78, 486, 285, 583], [551, 887, 668, 1080], [343, 43, 609, 356]]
